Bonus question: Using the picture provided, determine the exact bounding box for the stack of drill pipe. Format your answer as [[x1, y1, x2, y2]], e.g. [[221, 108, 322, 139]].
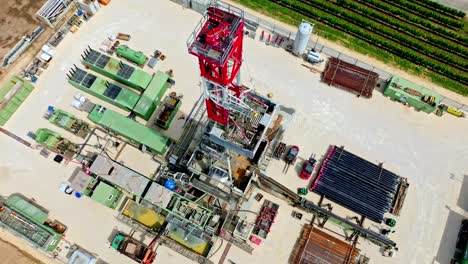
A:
[[322, 58, 378, 98], [312, 146, 401, 223], [39, 0, 67, 22], [329, 147, 401, 192], [317, 163, 393, 222]]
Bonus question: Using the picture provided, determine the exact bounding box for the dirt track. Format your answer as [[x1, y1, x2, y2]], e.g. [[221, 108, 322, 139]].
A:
[[0, 238, 42, 264], [0, 0, 46, 58], [436, 0, 468, 13]]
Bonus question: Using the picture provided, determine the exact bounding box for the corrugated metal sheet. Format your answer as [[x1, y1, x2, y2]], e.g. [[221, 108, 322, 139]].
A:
[[322, 58, 378, 98], [291, 225, 360, 264]]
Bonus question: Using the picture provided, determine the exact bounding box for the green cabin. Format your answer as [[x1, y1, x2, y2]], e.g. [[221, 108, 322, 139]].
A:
[[133, 71, 171, 120], [383, 77, 441, 113], [90, 181, 123, 209], [0, 76, 35, 126]]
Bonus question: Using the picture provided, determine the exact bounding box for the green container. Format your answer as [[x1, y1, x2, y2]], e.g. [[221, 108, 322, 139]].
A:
[[133, 71, 171, 120], [68, 68, 140, 111], [1, 194, 63, 252], [383, 76, 441, 113], [88, 105, 170, 154], [82, 49, 151, 91], [91, 182, 123, 209]]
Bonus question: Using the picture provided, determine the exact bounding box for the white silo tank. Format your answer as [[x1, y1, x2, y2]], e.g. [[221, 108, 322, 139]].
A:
[[293, 21, 313, 56]]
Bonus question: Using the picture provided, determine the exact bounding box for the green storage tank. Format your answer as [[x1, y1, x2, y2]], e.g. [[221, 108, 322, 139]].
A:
[[383, 76, 441, 113], [116, 45, 148, 67]]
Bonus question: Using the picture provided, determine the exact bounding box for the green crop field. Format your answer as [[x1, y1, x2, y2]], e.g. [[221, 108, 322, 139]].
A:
[[234, 0, 468, 96]]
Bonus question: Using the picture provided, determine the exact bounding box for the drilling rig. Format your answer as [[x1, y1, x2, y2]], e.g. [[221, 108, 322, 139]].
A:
[[186, 3, 276, 160]]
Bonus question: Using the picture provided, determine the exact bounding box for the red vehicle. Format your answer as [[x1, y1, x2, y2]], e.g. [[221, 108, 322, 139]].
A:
[[285, 146, 299, 164], [301, 158, 316, 180]]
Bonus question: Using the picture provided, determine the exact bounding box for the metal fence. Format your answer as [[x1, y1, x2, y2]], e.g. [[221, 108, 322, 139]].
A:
[[170, 0, 468, 113], [243, 11, 468, 113]]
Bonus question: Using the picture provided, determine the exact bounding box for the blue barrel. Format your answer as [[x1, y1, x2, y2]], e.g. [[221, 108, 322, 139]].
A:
[[164, 179, 176, 191], [75, 192, 82, 198], [77, 10, 83, 16]]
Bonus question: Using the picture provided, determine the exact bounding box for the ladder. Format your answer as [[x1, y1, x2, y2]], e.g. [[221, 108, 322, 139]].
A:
[[174, 101, 206, 166]]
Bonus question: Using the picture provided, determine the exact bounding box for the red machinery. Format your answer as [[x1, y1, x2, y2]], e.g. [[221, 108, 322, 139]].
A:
[[187, 5, 246, 126], [253, 200, 279, 239]]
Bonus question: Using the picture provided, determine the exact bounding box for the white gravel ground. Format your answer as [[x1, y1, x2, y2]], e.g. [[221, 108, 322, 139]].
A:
[[0, 1, 467, 264]]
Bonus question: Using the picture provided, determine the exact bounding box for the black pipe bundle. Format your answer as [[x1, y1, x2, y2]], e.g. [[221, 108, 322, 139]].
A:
[[312, 146, 402, 223]]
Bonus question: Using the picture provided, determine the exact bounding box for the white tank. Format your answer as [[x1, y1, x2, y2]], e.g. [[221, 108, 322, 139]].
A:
[[293, 21, 313, 56]]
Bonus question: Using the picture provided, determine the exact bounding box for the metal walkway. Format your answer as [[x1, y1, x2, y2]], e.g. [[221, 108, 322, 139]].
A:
[[256, 173, 397, 249], [0, 127, 31, 147], [171, 94, 206, 166]]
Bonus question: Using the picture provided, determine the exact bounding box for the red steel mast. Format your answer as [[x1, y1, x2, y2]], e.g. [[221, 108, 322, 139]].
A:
[[187, 5, 246, 126]]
